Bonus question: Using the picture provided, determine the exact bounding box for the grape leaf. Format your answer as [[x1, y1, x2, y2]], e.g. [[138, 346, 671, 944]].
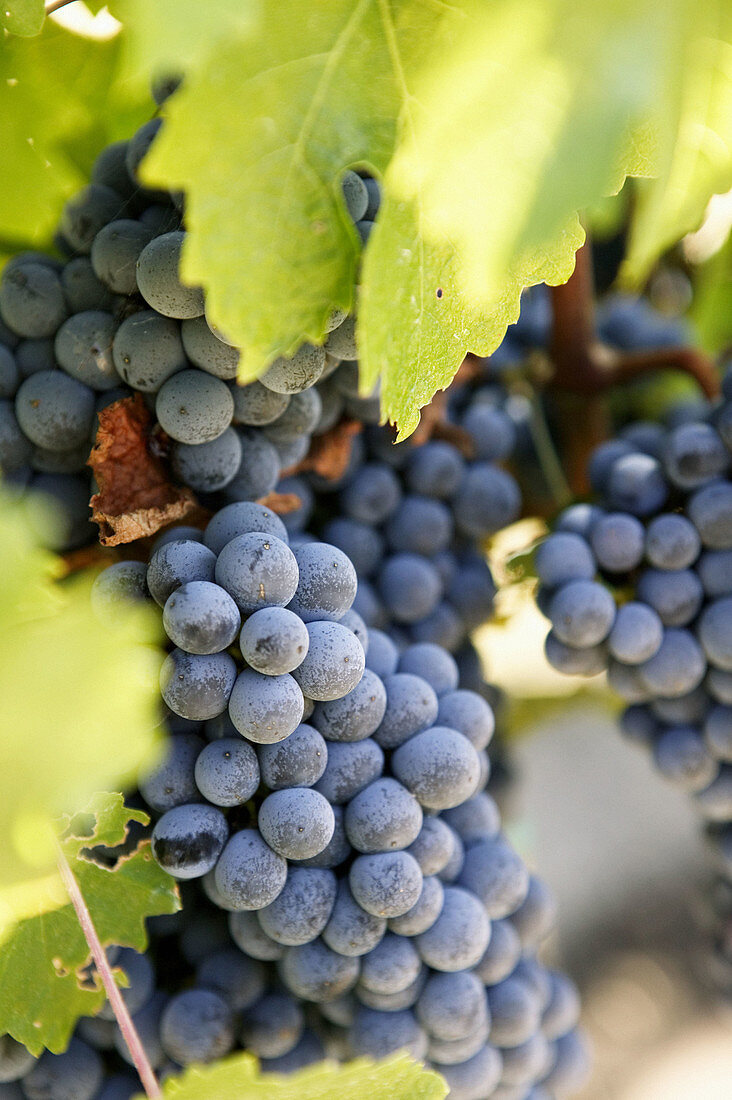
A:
[[623, 5, 732, 283], [689, 231, 732, 353], [0, 22, 146, 246], [0, 492, 162, 928], [0, 792, 179, 1055], [110, 0, 257, 82], [1, 0, 44, 37], [139, 0, 416, 376], [387, 0, 683, 308], [135, 1051, 446, 1100]]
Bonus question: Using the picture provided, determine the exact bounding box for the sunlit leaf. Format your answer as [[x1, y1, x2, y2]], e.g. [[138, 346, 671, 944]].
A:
[[0, 493, 162, 918], [1, 0, 44, 37], [388, 0, 683, 307], [136, 1050, 446, 1100], [0, 22, 147, 247], [623, 6, 732, 283]]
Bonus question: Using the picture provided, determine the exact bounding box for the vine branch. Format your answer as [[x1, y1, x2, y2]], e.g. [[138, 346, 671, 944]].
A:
[[45, 0, 79, 14], [56, 845, 162, 1099], [549, 239, 720, 399]]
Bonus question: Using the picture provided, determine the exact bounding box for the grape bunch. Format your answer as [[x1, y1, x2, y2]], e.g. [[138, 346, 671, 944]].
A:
[[0, 89, 375, 552], [533, 366, 732, 994], [68, 502, 588, 1100]]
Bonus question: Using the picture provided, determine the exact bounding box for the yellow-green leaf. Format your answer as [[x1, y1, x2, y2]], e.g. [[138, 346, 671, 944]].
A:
[[2, 0, 44, 37], [136, 1051, 446, 1100], [0, 22, 147, 247], [388, 0, 685, 305], [0, 493, 162, 924], [360, 191, 582, 438], [110, 0, 258, 82], [139, 0, 417, 376], [0, 793, 179, 1056], [623, 6, 732, 283]]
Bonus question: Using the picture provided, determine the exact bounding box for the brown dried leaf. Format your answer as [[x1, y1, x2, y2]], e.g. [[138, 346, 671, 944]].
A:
[[89, 395, 197, 547], [291, 418, 362, 481], [257, 491, 303, 515]]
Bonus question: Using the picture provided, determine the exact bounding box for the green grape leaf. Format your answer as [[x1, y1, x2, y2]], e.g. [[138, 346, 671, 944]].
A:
[[689, 232, 732, 353], [0, 22, 147, 247], [360, 192, 582, 437], [136, 1051, 446, 1100], [110, 0, 258, 83], [137, 0, 584, 433], [623, 6, 732, 283], [0, 792, 179, 1055], [1, 0, 45, 37], [387, 0, 687, 309], [0, 493, 162, 929], [139, 0, 417, 376]]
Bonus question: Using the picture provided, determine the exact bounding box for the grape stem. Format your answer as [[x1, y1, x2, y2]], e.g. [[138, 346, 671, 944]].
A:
[[549, 239, 720, 399], [55, 843, 162, 1099], [44, 0, 78, 13], [547, 238, 721, 494]]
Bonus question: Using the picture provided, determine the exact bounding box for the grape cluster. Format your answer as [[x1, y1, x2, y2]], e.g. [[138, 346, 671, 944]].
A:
[[533, 366, 732, 994], [0, 93, 374, 552], [0, 87, 590, 1097], [68, 505, 588, 1100]]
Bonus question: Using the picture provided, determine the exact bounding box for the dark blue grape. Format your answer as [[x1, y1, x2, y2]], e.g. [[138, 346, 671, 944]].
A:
[[257, 723, 328, 789], [279, 939, 360, 1003], [399, 643, 459, 697], [349, 851, 423, 918], [160, 648, 237, 720], [391, 726, 480, 810], [21, 1039, 101, 1100], [287, 542, 357, 622], [214, 828, 287, 910], [589, 512, 644, 573], [159, 989, 234, 1065], [663, 422, 728, 489], [406, 816, 456, 876], [457, 834, 529, 917], [358, 932, 421, 996], [140, 732, 203, 812], [406, 441, 465, 498], [215, 532, 298, 614], [228, 910, 284, 961], [534, 533, 595, 588], [347, 1007, 427, 1060], [607, 602, 663, 664], [645, 513, 701, 569], [387, 874, 444, 936], [194, 737, 260, 806], [345, 777, 423, 853], [291, 620, 365, 701], [374, 673, 439, 749], [415, 885, 489, 971], [605, 452, 668, 515], [163, 580, 240, 654], [195, 948, 265, 1013], [454, 464, 521, 539], [147, 539, 216, 607], [475, 918, 522, 985], [258, 787, 335, 859], [228, 668, 304, 743], [257, 867, 337, 946], [241, 992, 304, 1057], [653, 725, 718, 791], [312, 669, 387, 743], [203, 500, 288, 554], [151, 803, 228, 879]]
